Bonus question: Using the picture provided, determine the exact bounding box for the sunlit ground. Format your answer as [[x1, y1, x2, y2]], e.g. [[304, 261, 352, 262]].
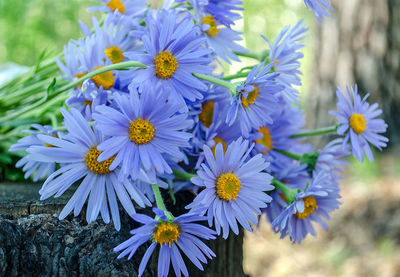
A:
[[244, 149, 400, 277]]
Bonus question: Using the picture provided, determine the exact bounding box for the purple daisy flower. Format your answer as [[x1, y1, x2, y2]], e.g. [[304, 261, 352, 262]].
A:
[[114, 208, 216, 277], [314, 138, 349, 181], [272, 171, 341, 243], [190, 0, 247, 63], [304, 0, 332, 23], [330, 85, 388, 162], [188, 138, 274, 238], [93, 87, 193, 181], [9, 124, 59, 182], [127, 9, 213, 106], [88, 0, 147, 18], [205, 0, 243, 27], [226, 62, 284, 137], [263, 20, 308, 103], [27, 108, 151, 230]]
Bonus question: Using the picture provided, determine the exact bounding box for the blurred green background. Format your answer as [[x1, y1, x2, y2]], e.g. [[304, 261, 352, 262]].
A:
[[1, 0, 399, 276]]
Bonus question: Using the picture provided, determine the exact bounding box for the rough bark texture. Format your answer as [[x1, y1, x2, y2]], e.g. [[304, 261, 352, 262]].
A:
[[0, 183, 247, 277], [307, 0, 399, 145]]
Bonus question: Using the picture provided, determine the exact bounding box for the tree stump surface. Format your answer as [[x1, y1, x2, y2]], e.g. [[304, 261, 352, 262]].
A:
[[0, 182, 247, 277]]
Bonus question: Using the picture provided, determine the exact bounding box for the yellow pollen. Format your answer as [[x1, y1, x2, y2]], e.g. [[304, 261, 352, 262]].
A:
[[105, 46, 124, 64], [296, 196, 318, 219], [153, 51, 178, 79], [349, 113, 367, 135], [84, 100, 92, 108], [107, 0, 125, 14], [85, 146, 115, 175], [202, 15, 220, 37], [91, 66, 115, 89], [211, 137, 227, 156], [240, 85, 260, 108], [75, 73, 86, 88], [153, 222, 180, 247], [215, 173, 241, 201], [199, 101, 215, 128], [44, 135, 58, 148], [255, 126, 273, 154], [129, 118, 155, 145]]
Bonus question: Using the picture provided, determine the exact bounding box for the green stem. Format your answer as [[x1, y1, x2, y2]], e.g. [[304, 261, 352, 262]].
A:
[[151, 183, 174, 220], [222, 72, 249, 81], [193, 73, 236, 94], [234, 50, 270, 61], [291, 124, 340, 138], [0, 61, 147, 124], [173, 170, 197, 180], [271, 179, 300, 204], [274, 149, 301, 160]]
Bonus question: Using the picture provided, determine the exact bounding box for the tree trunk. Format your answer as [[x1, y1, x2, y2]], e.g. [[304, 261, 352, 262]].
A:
[[0, 182, 247, 277], [307, 0, 400, 145]]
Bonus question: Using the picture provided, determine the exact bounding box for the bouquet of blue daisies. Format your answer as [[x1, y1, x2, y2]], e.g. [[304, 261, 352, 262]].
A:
[[5, 0, 389, 276]]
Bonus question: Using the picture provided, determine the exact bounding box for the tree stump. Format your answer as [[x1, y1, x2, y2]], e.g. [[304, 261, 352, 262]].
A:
[[0, 182, 247, 277]]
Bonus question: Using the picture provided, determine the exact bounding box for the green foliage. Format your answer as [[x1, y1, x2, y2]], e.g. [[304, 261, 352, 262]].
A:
[[0, 0, 99, 66]]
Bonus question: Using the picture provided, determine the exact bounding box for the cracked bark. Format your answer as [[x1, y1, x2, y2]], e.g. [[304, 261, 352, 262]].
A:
[[0, 182, 247, 277]]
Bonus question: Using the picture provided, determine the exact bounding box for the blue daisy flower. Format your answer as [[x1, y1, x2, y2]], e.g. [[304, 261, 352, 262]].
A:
[[190, 0, 247, 63], [272, 171, 341, 243], [330, 85, 388, 162], [314, 138, 349, 181], [114, 208, 216, 277], [263, 20, 308, 102], [127, 9, 213, 106], [226, 62, 284, 137], [304, 0, 332, 23], [265, 162, 309, 224], [9, 124, 59, 182], [205, 0, 243, 27], [27, 108, 151, 230], [66, 83, 110, 120], [188, 138, 274, 238], [93, 87, 193, 181], [88, 0, 147, 18], [250, 102, 304, 161]]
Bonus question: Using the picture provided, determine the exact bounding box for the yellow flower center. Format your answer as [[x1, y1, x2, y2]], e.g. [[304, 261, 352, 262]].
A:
[[84, 99, 92, 108], [44, 135, 58, 148], [199, 101, 215, 128], [296, 196, 318, 219], [153, 51, 178, 79], [202, 15, 220, 37], [255, 126, 273, 154], [85, 146, 116, 175], [153, 222, 180, 247], [349, 113, 367, 135], [128, 118, 155, 145], [211, 137, 227, 156], [107, 0, 125, 14], [240, 85, 260, 108], [91, 66, 115, 89], [215, 173, 242, 201], [75, 72, 86, 88], [104, 46, 124, 64]]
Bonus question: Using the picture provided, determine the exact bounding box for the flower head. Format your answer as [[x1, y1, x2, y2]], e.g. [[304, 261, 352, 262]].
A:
[[114, 208, 216, 277], [127, 9, 213, 106], [226, 62, 284, 137], [88, 0, 147, 18], [263, 20, 308, 102], [330, 85, 388, 162], [304, 0, 332, 23], [272, 171, 341, 243], [9, 124, 59, 182], [93, 87, 193, 181], [27, 109, 151, 230], [188, 138, 274, 238]]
